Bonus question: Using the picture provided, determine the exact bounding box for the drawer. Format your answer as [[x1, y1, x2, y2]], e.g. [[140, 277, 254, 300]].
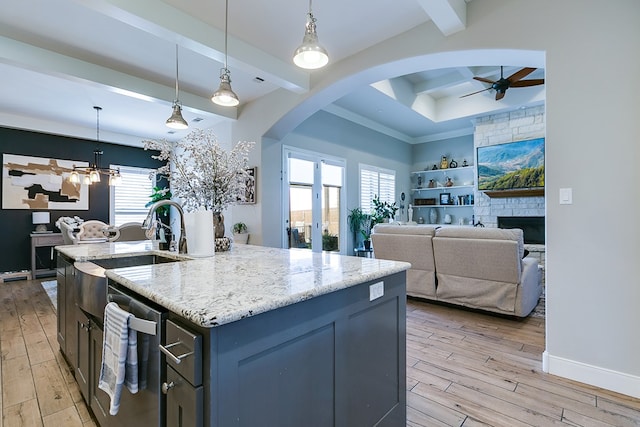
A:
[[161, 319, 202, 386], [35, 234, 64, 246]]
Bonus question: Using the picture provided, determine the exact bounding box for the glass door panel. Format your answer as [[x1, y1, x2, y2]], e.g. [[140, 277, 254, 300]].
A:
[[283, 148, 345, 253], [289, 185, 312, 249]]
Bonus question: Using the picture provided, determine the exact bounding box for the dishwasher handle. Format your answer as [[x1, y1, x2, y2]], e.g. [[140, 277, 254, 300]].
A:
[[159, 341, 194, 365]]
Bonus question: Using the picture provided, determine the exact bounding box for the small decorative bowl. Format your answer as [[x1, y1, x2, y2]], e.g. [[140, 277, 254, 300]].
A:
[[215, 237, 231, 252]]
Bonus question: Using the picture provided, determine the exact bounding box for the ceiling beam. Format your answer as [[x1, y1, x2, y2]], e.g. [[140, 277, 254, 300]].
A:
[[76, 0, 310, 94], [417, 0, 466, 36], [0, 35, 236, 119]]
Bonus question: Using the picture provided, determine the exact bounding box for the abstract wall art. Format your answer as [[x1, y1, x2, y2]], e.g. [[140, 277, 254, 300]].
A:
[[2, 153, 89, 210]]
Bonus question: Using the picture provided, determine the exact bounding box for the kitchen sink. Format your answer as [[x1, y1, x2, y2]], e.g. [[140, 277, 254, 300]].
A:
[[91, 254, 183, 269], [74, 254, 186, 321]]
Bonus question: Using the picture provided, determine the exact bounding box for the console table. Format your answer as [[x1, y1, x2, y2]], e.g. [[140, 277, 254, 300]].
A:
[[31, 233, 64, 279]]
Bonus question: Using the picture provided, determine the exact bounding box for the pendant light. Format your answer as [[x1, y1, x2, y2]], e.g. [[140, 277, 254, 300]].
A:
[[166, 45, 188, 129], [211, 0, 239, 107], [69, 106, 122, 186], [293, 0, 329, 70]]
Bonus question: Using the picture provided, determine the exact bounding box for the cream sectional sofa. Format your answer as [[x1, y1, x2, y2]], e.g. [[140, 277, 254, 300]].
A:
[[371, 224, 542, 317]]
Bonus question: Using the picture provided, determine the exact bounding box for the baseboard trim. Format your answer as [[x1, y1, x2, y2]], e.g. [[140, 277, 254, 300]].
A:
[[546, 353, 640, 399]]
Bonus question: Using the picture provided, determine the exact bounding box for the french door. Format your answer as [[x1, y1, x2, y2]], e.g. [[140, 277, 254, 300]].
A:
[[282, 147, 346, 254]]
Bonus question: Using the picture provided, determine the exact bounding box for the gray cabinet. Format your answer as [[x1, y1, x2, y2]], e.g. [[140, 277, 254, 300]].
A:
[[56, 254, 76, 365], [75, 308, 92, 401], [171, 271, 407, 427]]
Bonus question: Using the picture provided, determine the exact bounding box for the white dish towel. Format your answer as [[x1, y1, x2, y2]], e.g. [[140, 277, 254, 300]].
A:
[[98, 302, 139, 415]]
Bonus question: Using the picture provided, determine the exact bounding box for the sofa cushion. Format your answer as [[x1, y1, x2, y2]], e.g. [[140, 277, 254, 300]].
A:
[[435, 226, 525, 259], [373, 224, 436, 236]]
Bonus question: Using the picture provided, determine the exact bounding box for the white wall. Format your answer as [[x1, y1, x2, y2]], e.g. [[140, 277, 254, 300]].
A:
[[230, 0, 640, 397]]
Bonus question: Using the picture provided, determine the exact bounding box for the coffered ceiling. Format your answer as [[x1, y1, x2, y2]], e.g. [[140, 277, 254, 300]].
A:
[[0, 0, 544, 146]]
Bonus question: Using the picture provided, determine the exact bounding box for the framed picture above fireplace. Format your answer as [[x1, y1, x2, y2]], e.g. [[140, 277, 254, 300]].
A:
[[477, 137, 545, 197]]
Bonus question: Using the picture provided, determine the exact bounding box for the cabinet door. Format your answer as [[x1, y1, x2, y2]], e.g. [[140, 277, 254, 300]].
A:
[[75, 308, 90, 401], [56, 270, 66, 351], [166, 366, 203, 427], [89, 324, 112, 425]]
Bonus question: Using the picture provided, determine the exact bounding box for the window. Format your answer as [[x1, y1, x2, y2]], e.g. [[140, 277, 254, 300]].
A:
[[109, 165, 155, 226], [359, 164, 395, 214]]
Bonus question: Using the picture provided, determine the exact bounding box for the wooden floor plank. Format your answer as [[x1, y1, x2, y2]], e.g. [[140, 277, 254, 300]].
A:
[[2, 279, 640, 427]]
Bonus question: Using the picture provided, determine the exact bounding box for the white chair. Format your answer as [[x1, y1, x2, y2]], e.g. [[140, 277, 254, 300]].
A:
[[76, 220, 110, 243], [113, 222, 147, 242], [58, 221, 78, 245]]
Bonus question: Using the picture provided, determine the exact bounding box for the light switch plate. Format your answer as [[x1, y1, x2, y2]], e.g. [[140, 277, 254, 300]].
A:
[[369, 281, 384, 301], [559, 188, 572, 205]]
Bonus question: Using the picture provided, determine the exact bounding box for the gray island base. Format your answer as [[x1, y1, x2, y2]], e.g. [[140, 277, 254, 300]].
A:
[[56, 242, 410, 426]]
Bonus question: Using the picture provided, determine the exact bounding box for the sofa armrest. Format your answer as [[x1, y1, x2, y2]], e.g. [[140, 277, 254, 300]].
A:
[[515, 256, 543, 316]]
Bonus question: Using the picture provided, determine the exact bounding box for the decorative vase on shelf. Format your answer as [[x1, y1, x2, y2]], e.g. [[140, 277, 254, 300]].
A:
[[444, 214, 452, 224], [213, 212, 225, 238], [429, 208, 438, 224], [183, 209, 215, 257]]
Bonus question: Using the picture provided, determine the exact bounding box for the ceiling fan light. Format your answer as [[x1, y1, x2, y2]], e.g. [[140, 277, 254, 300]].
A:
[[211, 70, 239, 107], [293, 13, 328, 70], [166, 102, 188, 129]]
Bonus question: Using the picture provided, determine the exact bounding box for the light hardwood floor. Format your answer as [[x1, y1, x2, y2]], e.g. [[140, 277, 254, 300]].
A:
[[1, 279, 639, 426]]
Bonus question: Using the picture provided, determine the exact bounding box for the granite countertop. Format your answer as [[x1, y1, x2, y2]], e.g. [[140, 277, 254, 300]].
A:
[[59, 243, 410, 328]]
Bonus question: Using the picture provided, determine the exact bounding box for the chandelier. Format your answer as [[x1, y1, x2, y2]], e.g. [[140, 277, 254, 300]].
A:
[[69, 106, 122, 186]]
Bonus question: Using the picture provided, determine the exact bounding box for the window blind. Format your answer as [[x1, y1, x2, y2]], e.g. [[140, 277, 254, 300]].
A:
[[359, 165, 395, 214], [110, 165, 155, 226]]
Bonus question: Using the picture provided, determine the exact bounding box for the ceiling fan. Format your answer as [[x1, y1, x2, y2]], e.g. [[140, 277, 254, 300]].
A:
[[461, 66, 544, 100]]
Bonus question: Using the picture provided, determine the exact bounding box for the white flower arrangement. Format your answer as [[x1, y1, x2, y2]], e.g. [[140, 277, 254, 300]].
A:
[[143, 129, 255, 213]]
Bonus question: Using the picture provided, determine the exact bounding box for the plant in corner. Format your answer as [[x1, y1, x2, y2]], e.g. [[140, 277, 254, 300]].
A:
[[348, 207, 369, 248]]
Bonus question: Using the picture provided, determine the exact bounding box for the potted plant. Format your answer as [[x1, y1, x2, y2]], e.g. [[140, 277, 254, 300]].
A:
[[372, 195, 398, 224], [232, 222, 249, 244], [360, 216, 373, 250], [348, 207, 369, 248]]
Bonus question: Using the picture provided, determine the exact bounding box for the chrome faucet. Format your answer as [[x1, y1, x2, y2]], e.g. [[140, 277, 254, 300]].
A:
[[142, 200, 188, 254]]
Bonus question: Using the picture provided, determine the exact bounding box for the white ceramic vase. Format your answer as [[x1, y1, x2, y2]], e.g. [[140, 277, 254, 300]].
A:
[[183, 209, 215, 257], [429, 208, 438, 224]]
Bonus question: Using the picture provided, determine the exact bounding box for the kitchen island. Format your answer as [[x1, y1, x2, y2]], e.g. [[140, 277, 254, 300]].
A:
[[56, 242, 410, 427]]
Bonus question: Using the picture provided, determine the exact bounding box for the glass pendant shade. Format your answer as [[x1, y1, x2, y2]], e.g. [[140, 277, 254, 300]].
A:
[[293, 6, 328, 70], [211, 70, 239, 107], [166, 102, 188, 129], [211, 0, 239, 107], [83, 174, 92, 185], [89, 169, 101, 183], [109, 172, 122, 186], [293, 18, 328, 69], [166, 45, 188, 129], [69, 170, 80, 184]]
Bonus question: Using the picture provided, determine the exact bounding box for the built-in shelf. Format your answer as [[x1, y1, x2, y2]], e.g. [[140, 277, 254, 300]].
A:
[[413, 204, 473, 208], [411, 165, 474, 174], [413, 185, 473, 191], [483, 188, 544, 198]]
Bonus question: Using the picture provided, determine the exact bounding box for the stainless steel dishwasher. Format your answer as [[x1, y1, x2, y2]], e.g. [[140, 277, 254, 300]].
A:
[[94, 285, 167, 427]]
